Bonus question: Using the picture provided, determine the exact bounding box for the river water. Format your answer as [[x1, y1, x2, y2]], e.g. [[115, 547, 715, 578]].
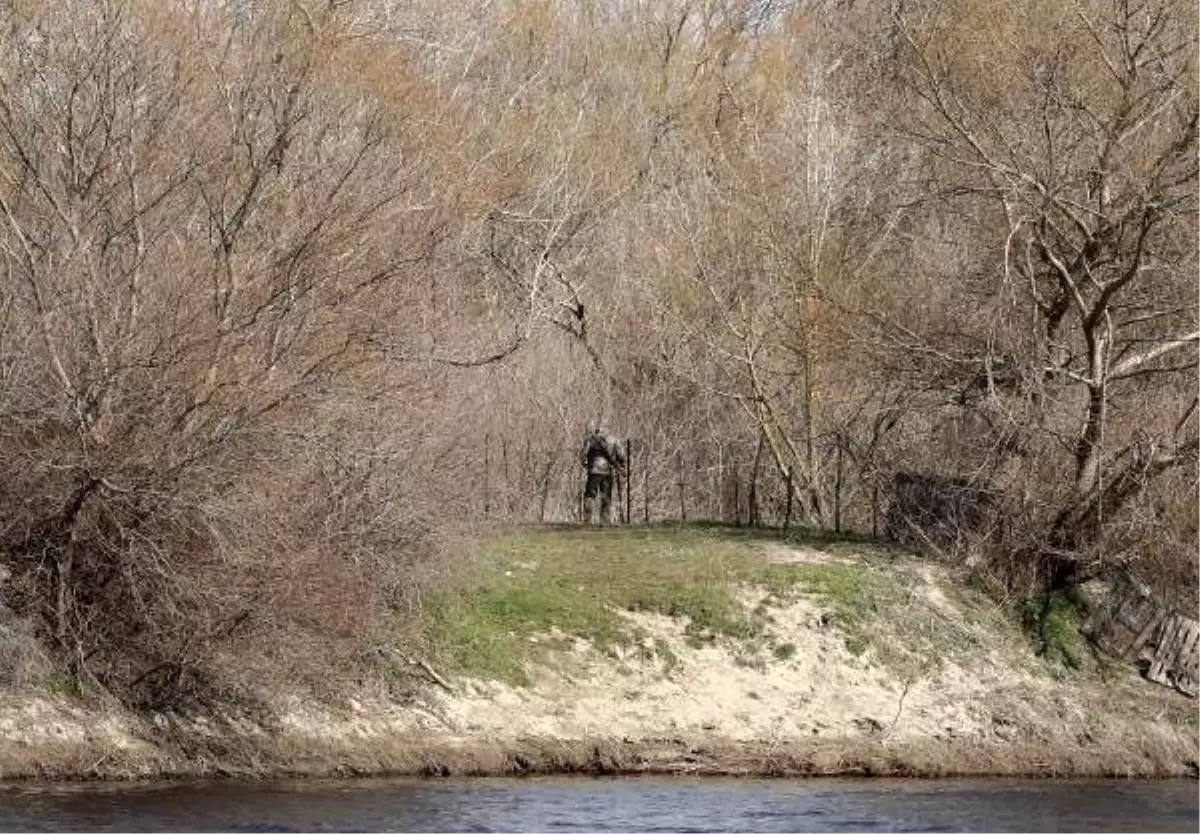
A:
[[0, 776, 1195, 832]]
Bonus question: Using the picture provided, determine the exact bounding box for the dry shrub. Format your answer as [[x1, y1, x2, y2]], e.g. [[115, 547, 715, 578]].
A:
[[0, 607, 52, 690], [0, 400, 452, 711], [0, 0, 454, 710], [1100, 467, 1199, 613]]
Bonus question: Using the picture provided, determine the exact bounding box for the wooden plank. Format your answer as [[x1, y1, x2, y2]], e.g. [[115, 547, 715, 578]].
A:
[[1179, 622, 1199, 670], [1125, 610, 1166, 660], [1176, 621, 1199, 696], [1083, 570, 1198, 697], [1146, 617, 1178, 685], [1172, 620, 1198, 675]]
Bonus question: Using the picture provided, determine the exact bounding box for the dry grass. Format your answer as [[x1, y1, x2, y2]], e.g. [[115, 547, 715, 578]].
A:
[[5, 732, 1194, 782]]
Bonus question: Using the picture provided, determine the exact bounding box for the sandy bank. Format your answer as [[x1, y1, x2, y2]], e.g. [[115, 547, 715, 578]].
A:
[[1, 538, 1195, 781], [0, 695, 1194, 781]]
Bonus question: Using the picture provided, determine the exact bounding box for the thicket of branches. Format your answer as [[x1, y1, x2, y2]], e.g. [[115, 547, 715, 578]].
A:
[[0, 0, 1195, 705]]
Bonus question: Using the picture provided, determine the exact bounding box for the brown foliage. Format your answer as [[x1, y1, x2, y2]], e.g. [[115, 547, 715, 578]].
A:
[[0, 0, 1194, 705], [0, 0, 446, 704]]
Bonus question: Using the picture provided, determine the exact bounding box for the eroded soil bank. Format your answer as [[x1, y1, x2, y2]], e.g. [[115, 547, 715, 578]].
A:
[[1, 529, 1196, 781]]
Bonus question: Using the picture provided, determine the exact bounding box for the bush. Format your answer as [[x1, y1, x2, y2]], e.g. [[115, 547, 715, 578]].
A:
[[1018, 591, 1087, 670], [0, 606, 52, 690]]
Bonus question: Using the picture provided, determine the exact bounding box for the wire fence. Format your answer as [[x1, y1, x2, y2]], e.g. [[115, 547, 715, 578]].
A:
[[476, 432, 888, 535]]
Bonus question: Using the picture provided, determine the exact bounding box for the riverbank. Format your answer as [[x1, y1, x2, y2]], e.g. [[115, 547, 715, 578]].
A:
[[0, 695, 1193, 781], [0, 525, 1195, 780]]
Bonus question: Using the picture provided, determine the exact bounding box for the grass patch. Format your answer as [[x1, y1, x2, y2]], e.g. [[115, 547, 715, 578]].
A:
[[772, 562, 888, 659], [1018, 591, 1088, 671], [40, 675, 83, 698], [772, 642, 797, 661], [406, 523, 1018, 686], [415, 525, 857, 684], [1179, 710, 1199, 729], [422, 578, 631, 685], [787, 563, 881, 617], [782, 558, 1004, 679]]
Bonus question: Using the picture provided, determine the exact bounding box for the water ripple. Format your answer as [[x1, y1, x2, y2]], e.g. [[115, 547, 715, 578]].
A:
[[0, 776, 1194, 833]]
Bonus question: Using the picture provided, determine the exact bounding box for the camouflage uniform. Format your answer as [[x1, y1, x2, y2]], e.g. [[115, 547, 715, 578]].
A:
[[581, 424, 625, 524]]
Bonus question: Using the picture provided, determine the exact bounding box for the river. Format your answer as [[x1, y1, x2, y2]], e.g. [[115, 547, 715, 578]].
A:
[[0, 776, 1195, 832]]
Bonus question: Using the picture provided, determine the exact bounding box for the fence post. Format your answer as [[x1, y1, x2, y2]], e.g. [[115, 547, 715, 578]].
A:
[[537, 455, 552, 523], [501, 434, 511, 517], [834, 437, 843, 534], [524, 437, 532, 521], [643, 442, 650, 524], [733, 467, 741, 526], [678, 452, 687, 522], [872, 481, 879, 538], [483, 434, 490, 519], [783, 468, 793, 530], [625, 438, 633, 525], [715, 441, 723, 523], [749, 432, 764, 527]]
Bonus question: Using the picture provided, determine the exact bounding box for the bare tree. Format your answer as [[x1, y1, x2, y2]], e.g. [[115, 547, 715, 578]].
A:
[[0, 0, 443, 700], [881, 0, 1198, 589]]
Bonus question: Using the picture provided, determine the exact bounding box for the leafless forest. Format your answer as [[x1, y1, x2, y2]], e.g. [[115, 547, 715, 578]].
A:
[[0, 0, 1195, 705]]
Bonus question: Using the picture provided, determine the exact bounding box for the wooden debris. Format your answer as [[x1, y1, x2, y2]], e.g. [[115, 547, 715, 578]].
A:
[[1084, 570, 1198, 698]]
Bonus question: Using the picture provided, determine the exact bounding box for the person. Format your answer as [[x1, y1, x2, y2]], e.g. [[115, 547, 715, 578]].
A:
[[581, 421, 626, 524]]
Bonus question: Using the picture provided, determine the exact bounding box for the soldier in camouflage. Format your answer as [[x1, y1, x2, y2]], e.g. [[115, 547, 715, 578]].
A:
[[581, 421, 626, 524]]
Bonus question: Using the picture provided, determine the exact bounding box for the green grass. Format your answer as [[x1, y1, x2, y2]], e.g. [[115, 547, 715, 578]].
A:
[[1018, 590, 1089, 671], [40, 675, 83, 698], [1179, 710, 1200, 729], [778, 562, 883, 646], [408, 523, 1011, 686], [420, 525, 779, 683]]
